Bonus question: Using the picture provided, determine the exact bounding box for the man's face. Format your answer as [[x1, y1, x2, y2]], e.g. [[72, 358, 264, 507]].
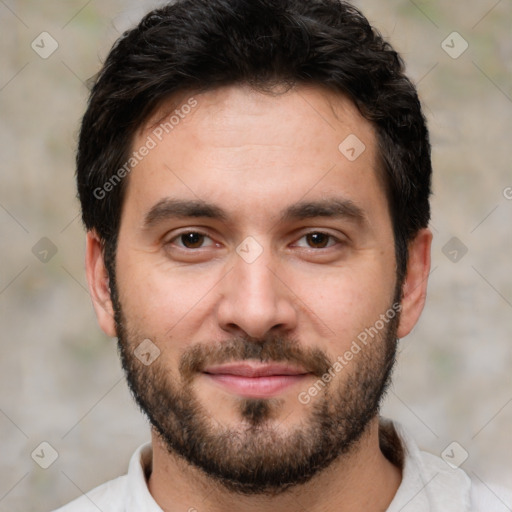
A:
[[108, 85, 401, 493]]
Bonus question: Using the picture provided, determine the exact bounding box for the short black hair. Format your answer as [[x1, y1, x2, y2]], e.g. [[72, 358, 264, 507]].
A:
[[77, 0, 431, 282]]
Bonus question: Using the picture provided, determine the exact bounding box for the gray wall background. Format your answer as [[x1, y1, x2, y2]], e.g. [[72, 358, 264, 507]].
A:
[[0, 0, 511, 510]]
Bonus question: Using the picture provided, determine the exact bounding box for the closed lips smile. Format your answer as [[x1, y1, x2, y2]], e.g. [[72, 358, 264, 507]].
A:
[[202, 362, 310, 398]]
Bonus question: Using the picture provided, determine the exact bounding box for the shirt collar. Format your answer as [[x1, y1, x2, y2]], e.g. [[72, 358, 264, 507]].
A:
[[385, 421, 472, 512], [124, 442, 163, 511]]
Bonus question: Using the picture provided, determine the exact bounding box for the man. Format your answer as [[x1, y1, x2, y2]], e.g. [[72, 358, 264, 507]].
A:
[[55, 0, 509, 510]]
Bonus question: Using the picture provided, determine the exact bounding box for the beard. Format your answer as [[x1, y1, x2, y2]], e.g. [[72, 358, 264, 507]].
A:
[[111, 280, 400, 495]]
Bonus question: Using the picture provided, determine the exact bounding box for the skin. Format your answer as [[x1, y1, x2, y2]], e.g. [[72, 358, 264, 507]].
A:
[[86, 84, 432, 512]]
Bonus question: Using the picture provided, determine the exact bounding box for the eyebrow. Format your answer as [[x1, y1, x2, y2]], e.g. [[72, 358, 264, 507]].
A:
[[142, 197, 367, 230], [143, 198, 228, 228], [280, 198, 367, 225]]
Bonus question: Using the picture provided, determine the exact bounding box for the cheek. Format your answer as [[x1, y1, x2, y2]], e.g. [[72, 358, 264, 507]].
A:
[[115, 252, 225, 347], [285, 261, 396, 350]]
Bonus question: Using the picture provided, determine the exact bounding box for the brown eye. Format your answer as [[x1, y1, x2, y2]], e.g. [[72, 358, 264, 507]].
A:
[[179, 232, 206, 249], [305, 232, 331, 248]]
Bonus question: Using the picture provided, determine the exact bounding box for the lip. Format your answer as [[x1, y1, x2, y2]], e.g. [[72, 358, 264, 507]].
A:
[[204, 362, 309, 377], [203, 362, 310, 398]]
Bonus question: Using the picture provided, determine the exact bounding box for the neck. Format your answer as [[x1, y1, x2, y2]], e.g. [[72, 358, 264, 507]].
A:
[[147, 417, 402, 512]]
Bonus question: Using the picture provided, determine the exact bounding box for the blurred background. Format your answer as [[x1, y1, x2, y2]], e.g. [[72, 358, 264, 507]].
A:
[[0, 0, 511, 510]]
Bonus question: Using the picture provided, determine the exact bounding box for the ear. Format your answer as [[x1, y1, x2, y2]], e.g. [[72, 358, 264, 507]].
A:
[[397, 228, 432, 338], [85, 231, 117, 338]]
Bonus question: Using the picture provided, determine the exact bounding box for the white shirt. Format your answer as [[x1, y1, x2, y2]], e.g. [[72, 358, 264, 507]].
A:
[[53, 420, 511, 511]]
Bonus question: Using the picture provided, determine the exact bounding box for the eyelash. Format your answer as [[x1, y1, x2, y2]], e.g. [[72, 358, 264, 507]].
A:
[[167, 230, 342, 250], [170, 231, 217, 249]]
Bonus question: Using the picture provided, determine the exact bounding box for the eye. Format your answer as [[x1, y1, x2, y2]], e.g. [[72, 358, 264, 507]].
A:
[[295, 232, 339, 249], [171, 231, 215, 249]]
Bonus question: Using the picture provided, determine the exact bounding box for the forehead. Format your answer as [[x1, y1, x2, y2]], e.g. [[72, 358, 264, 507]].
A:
[[123, 84, 386, 227], [142, 84, 375, 160]]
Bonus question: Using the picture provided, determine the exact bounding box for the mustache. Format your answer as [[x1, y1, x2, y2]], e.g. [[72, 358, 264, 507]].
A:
[[179, 334, 332, 382]]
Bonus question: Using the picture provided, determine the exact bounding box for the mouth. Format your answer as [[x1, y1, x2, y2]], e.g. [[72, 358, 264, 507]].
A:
[[202, 362, 311, 398]]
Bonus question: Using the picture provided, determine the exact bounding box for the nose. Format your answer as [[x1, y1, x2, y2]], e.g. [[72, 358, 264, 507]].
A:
[[216, 248, 298, 339]]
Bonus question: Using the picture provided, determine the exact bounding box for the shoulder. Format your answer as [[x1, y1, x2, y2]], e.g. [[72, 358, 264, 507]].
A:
[[51, 442, 153, 512], [417, 446, 512, 511], [469, 479, 512, 512], [52, 475, 128, 512], [388, 420, 512, 511]]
